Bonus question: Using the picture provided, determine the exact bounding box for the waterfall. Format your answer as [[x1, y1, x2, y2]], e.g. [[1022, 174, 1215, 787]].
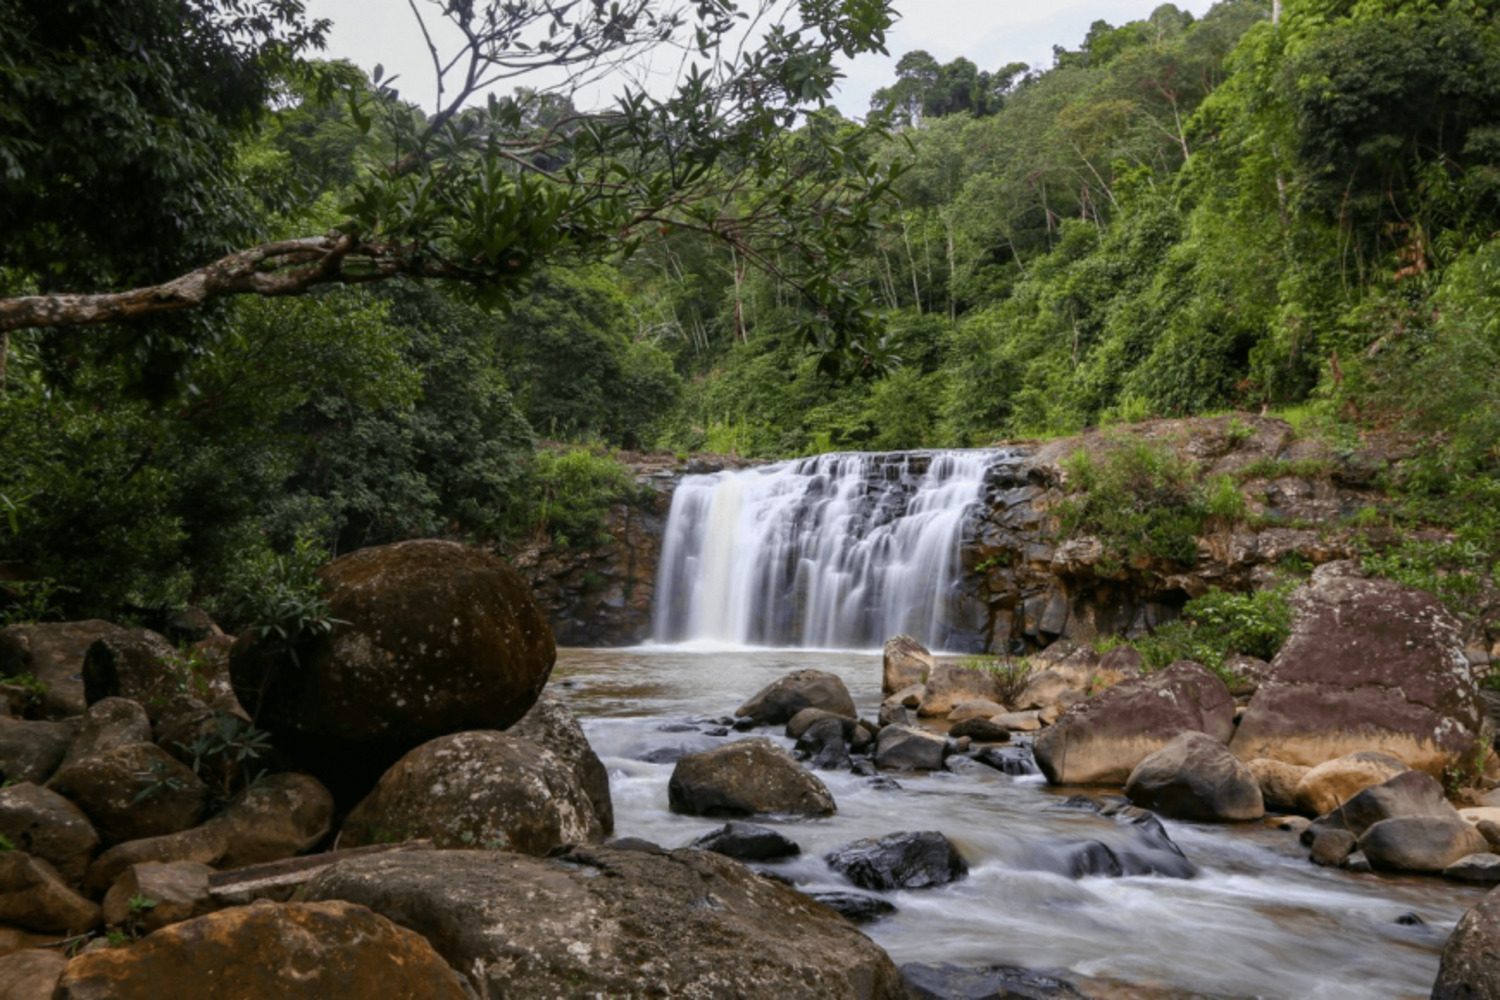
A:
[[652, 450, 1006, 651]]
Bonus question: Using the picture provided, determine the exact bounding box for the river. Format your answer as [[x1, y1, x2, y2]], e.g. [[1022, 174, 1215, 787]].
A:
[[551, 645, 1485, 1000]]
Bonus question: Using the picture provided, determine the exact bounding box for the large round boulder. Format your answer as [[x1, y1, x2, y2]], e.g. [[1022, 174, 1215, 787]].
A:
[[1033, 661, 1235, 786], [735, 670, 856, 725], [52, 900, 469, 1000], [505, 693, 613, 835], [1125, 731, 1264, 822], [1359, 817, 1490, 874], [229, 540, 556, 803], [303, 846, 905, 999], [1434, 886, 1500, 999], [1229, 565, 1484, 777], [669, 738, 836, 817], [341, 731, 602, 854]]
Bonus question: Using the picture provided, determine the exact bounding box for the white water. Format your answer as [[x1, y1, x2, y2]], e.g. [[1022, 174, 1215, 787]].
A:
[[653, 451, 1004, 651]]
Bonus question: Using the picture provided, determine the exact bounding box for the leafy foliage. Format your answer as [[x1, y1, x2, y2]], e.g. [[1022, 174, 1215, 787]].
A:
[[1132, 585, 1294, 681], [1057, 444, 1223, 568]]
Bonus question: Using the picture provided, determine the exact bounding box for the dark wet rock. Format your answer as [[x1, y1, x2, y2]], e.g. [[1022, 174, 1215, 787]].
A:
[[633, 742, 712, 764], [878, 704, 913, 728], [825, 831, 968, 891], [0, 782, 98, 886], [303, 847, 906, 999], [851, 720, 878, 753], [973, 745, 1039, 776], [341, 730, 602, 854], [732, 716, 759, 732], [1309, 829, 1357, 867], [1034, 661, 1235, 786], [735, 669, 856, 725], [869, 776, 902, 791], [1304, 770, 1459, 843], [669, 738, 836, 817], [852, 759, 878, 777], [1359, 817, 1489, 873], [1344, 851, 1372, 873], [1109, 810, 1197, 879], [0, 620, 128, 717], [884, 634, 933, 695], [786, 707, 861, 740], [229, 539, 556, 807], [703, 726, 730, 737], [1125, 731, 1264, 822], [658, 722, 698, 733], [875, 725, 948, 771], [1063, 841, 1123, 878], [949, 717, 1012, 742], [1053, 795, 1101, 813], [806, 890, 896, 924], [795, 717, 852, 771], [1433, 885, 1500, 999], [1229, 566, 1484, 778], [690, 821, 801, 861], [506, 693, 613, 835], [944, 755, 986, 776], [1444, 854, 1500, 885], [0, 716, 79, 785], [901, 962, 1086, 1000], [1396, 911, 1426, 926]]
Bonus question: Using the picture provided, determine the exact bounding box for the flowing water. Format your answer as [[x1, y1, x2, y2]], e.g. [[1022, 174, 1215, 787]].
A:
[[653, 451, 1005, 650], [552, 646, 1485, 1000]]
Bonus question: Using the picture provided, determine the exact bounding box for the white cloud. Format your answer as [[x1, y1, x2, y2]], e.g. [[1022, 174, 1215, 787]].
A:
[[304, 0, 1220, 115]]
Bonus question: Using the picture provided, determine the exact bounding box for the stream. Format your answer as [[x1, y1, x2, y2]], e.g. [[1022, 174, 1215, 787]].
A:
[[551, 646, 1486, 1000]]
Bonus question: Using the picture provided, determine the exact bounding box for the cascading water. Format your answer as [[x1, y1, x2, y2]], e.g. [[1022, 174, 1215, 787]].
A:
[[652, 450, 1006, 650]]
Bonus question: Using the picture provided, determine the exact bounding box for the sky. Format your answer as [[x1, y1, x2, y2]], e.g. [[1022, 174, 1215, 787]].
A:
[[304, 0, 1220, 118]]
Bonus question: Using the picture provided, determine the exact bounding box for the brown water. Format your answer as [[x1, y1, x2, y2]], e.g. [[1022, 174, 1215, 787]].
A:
[[551, 646, 1485, 1000]]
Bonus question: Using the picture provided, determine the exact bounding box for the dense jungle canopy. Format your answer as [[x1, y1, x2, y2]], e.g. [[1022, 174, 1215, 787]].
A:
[[1, 0, 1498, 624]]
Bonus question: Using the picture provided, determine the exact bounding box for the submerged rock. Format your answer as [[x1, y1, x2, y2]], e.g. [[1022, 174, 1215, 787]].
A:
[[901, 962, 1085, 1000], [805, 890, 897, 924], [824, 831, 968, 891], [795, 716, 852, 771]]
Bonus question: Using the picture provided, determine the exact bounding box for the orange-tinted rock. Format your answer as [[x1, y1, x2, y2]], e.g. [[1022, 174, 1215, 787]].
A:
[[1230, 566, 1484, 777], [230, 540, 555, 803], [0, 853, 100, 934], [341, 731, 601, 854], [52, 900, 469, 1000], [0, 948, 68, 1000]]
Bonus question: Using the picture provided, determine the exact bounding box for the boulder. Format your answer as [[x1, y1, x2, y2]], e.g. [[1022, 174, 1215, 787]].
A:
[[1125, 731, 1264, 822], [803, 890, 896, 924], [878, 703, 913, 727], [884, 684, 924, 709], [689, 822, 801, 861], [505, 692, 613, 835], [947, 698, 1008, 723], [341, 730, 601, 854], [1309, 829, 1357, 867], [1309, 770, 1457, 842], [47, 743, 207, 847], [1247, 758, 1310, 813], [302, 847, 906, 999], [0, 949, 68, 1000], [735, 670, 856, 725], [949, 718, 1011, 743], [1105, 809, 1198, 879], [1444, 854, 1500, 885], [0, 783, 98, 885], [901, 963, 1085, 1000], [101, 861, 217, 933], [1293, 752, 1410, 818], [0, 621, 127, 717], [229, 539, 556, 804], [824, 831, 968, 891], [917, 664, 999, 718], [991, 710, 1043, 732], [1013, 671, 1079, 712], [668, 739, 836, 817], [0, 716, 79, 785], [786, 707, 861, 740], [52, 900, 470, 1000], [1360, 818, 1490, 873], [56, 697, 151, 773], [1433, 886, 1500, 1000], [874, 725, 948, 772], [883, 634, 933, 695], [0, 853, 100, 934], [1098, 645, 1144, 677], [84, 773, 332, 894], [794, 717, 851, 771], [1229, 568, 1485, 777], [1033, 661, 1236, 786], [81, 630, 217, 721]]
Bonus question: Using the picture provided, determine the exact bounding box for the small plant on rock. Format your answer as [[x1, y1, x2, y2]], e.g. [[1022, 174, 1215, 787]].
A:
[[176, 714, 273, 803]]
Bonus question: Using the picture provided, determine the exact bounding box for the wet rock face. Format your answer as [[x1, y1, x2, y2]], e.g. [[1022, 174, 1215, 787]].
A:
[[341, 730, 602, 855], [669, 739, 837, 818], [1033, 661, 1236, 786], [303, 847, 907, 1000], [824, 831, 968, 891], [1434, 887, 1500, 1000], [1230, 568, 1484, 777], [52, 900, 470, 1000], [230, 539, 556, 804]]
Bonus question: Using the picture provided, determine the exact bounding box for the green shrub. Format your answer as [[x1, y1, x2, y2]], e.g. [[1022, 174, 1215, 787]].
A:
[[1057, 443, 1219, 567], [1131, 586, 1294, 684], [523, 448, 641, 549]]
